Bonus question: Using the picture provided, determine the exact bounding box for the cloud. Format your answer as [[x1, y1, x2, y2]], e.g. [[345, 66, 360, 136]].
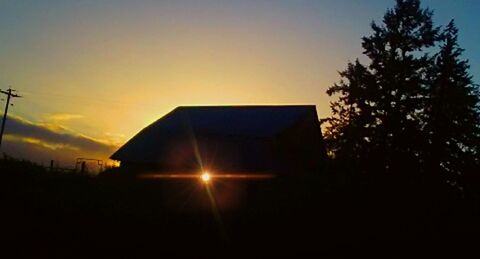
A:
[[4, 135, 80, 151], [2, 115, 118, 166], [46, 113, 84, 122]]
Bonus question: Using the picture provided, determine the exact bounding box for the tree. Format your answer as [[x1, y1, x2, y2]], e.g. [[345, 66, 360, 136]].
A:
[[425, 20, 480, 192], [324, 0, 440, 182], [323, 60, 374, 168]]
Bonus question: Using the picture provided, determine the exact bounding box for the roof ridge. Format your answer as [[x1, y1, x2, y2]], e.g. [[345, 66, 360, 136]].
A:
[[176, 105, 316, 109]]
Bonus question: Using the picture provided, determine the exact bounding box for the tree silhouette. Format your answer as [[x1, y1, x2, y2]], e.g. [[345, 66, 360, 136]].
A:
[[323, 0, 479, 189], [324, 60, 375, 172], [425, 20, 480, 192]]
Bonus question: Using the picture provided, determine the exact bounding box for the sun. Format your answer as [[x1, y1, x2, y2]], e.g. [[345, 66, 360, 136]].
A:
[[201, 172, 211, 183]]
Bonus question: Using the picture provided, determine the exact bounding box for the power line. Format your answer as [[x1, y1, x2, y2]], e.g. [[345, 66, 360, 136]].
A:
[[0, 86, 22, 149]]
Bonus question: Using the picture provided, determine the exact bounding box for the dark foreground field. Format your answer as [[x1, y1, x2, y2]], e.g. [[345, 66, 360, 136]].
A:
[[1, 159, 479, 257]]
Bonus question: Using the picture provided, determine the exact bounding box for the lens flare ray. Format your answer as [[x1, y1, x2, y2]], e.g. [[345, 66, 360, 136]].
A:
[[139, 173, 275, 180]]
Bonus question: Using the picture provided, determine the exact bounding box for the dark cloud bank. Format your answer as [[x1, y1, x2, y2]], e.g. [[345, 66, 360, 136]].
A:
[[2, 116, 117, 166]]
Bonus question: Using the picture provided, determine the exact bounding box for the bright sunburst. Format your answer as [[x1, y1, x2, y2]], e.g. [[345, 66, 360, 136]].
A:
[[201, 172, 211, 183]]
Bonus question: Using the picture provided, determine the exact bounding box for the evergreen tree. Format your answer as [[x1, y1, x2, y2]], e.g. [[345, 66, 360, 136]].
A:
[[324, 0, 440, 181], [425, 20, 480, 191], [324, 60, 375, 170]]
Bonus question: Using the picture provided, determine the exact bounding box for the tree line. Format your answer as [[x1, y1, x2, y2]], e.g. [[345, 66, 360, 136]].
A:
[[323, 0, 480, 195]]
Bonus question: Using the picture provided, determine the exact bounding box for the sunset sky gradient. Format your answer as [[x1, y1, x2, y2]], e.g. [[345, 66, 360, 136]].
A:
[[0, 0, 478, 166]]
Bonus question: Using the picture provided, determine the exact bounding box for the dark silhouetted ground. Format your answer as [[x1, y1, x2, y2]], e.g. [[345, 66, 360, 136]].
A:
[[1, 157, 479, 257]]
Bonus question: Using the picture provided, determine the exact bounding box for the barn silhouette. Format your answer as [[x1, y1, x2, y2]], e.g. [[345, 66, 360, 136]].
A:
[[111, 105, 326, 176]]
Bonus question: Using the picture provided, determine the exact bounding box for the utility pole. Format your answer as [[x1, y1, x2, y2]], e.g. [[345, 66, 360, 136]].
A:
[[0, 87, 21, 149]]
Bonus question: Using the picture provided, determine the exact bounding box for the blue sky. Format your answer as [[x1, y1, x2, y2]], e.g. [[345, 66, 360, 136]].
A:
[[0, 0, 478, 165]]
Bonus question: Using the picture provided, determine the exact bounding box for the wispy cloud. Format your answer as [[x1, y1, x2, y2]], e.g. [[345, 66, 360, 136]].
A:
[[46, 113, 84, 122], [4, 135, 80, 151]]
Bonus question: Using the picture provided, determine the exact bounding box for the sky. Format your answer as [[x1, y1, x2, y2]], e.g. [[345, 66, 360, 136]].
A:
[[0, 0, 479, 167]]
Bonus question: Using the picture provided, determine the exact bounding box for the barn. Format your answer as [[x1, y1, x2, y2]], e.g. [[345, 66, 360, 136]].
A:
[[111, 105, 326, 176]]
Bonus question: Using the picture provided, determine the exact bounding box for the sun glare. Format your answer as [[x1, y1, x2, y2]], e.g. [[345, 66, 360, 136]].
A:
[[201, 172, 211, 183]]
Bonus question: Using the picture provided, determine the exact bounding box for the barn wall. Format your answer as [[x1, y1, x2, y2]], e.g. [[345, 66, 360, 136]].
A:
[[272, 115, 326, 175]]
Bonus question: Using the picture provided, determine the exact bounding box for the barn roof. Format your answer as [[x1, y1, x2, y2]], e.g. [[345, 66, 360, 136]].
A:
[[111, 105, 319, 162]]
